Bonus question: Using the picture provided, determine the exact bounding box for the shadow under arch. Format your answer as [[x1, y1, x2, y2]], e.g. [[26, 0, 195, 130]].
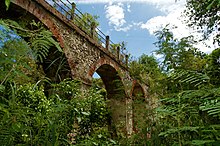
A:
[[88, 58, 128, 99], [131, 81, 147, 133], [96, 64, 126, 99], [90, 60, 128, 137], [131, 81, 146, 100]]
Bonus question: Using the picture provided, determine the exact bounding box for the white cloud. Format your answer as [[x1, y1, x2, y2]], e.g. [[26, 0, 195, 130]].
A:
[[140, 5, 188, 37], [104, 4, 134, 32], [104, 3, 127, 31], [127, 4, 131, 12], [70, 0, 217, 53], [73, 0, 181, 4], [103, 3, 140, 32], [116, 24, 133, 32], [139, 0, 216, 53]]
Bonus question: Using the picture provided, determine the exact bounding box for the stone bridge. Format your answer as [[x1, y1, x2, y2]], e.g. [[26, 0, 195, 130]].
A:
[[0, 0, 148, 135]]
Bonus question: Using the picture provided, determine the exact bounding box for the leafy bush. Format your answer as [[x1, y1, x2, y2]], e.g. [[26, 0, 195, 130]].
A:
[[0, 79, 112, 145]]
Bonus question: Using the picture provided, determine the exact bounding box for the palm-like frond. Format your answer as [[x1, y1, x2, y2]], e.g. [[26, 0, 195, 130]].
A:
[[169, 69, 210, 88], [0, 19, 62, 63]]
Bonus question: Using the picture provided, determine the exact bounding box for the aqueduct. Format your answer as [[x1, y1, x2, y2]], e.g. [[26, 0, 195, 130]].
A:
[[0, 0, 148, 135]]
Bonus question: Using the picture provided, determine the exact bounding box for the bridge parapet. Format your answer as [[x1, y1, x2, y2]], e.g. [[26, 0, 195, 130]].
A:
[[45, 0, 128, 65]]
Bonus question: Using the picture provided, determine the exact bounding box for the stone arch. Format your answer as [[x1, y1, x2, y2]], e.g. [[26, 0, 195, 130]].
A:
[[2, 0, 136, 135], [88, 57, 128, 136], [130, 80, 146, 99], [131, 80, 148, 133], [88, 57, 128, 100]]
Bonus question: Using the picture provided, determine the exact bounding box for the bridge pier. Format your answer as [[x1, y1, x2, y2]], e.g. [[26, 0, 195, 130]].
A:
[[126, 97, 133, 136]]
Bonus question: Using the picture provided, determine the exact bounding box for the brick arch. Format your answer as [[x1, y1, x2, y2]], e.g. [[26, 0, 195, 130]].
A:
[[4, 0, 66, 48], [88, 57, 128, 96], [130, 80, 147, 99], [89, 57, 128, 136], [88, 57, 120, 79]]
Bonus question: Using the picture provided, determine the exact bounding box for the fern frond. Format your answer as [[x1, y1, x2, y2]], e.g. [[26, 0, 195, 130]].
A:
[[1, 19, 63, 63], [169, 69, 210, 88]]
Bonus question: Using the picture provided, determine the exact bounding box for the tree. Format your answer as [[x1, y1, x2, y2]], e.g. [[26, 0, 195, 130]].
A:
[[129, 54, 161, 84], [154, 26, 207, 72], [206, 48, 220, 86], [185, 0, 220, 44], [0, 24, 36, 84]]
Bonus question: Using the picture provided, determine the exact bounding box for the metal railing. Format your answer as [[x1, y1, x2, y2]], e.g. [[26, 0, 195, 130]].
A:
[[45, 0, 128, 65]]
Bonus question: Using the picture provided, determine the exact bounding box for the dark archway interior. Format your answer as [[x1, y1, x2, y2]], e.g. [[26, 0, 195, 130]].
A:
[[132, 83, 145, 101], [132, 83, 146, 133], [96, 64, 126, 99], [95, 64, 127, 137]]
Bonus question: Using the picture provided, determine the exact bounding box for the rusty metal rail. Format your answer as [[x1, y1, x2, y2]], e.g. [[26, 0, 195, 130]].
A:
[[45, 0, 128, 65]]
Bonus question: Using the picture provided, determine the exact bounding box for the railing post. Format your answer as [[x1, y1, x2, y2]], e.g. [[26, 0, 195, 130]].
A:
[[106, 36, 110, 50], [91, 22, 96, 38], [117, 46, 120, 60], [70, 2, 76, 20], [125, 54, 129, 66]]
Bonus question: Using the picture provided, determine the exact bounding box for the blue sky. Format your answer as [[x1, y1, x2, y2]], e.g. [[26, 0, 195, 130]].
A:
[[74, 2, 164, 58], [0, 25, 20, 47], [70, 0, 216, 59], [73, 2, 163, 58], [2, 0, 217, 59]]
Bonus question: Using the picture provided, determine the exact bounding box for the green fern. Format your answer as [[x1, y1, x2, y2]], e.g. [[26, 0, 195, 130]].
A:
[[0, 19, 62, 63], [155, 87, 220, 145], [200, 88, 220, 118], [169, 69, 210, 88]]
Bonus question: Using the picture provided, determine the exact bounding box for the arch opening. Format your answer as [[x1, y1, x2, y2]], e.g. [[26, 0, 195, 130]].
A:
[[96, 64, 126, 99], [132, 82, 146, 133], [92, 64, 127, 137]]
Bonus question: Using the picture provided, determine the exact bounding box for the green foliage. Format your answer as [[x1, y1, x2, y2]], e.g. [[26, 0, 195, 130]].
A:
[[206, 48, 220, 87], [154, 26, 207, 72], [0, 19, 62, 63], [74, 13, 99, 39], [0, 39, 32, 84], [167, 69, 210, 92], [128, 54, 164, 145], [110, 41, 128, 60], [185, 0, 220, 44], [0, 21, 48, 84], [129, 54, 165, 95], [5, 0, 10, 10], [2, 1, 220, 145], [0, 15, 118, 145], [0, 79, 112, 145], [152, 87, 220, 145], [200, 88, 220, 118], [75, 128, 117, 146], [129, 21, 220, 145], [0, 19, 64, 83]]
